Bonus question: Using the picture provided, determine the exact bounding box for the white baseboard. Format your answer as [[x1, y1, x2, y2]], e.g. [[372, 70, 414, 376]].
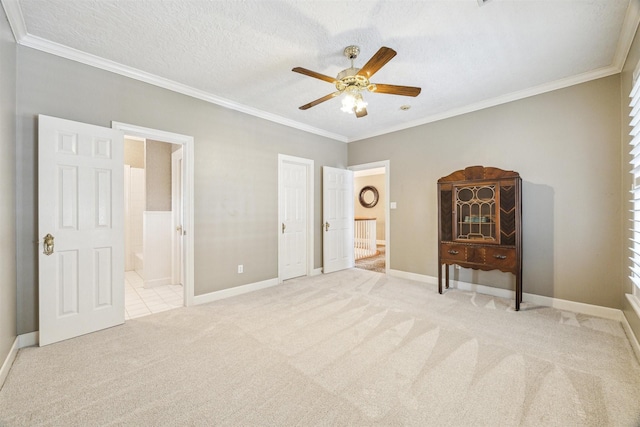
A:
[[522, 291, 622, 321], [19, 332, 39, 348], [621, 312, 640, 363], [0, 331, 40, 390], [626, 293, 640, 321], [193, 277, 279, 305], [0, 337, 19, 390], [310, 268, 323, 276], [389, 269, 438, 285], [624, 294, 640, 362], [388, 270, 623, 321]]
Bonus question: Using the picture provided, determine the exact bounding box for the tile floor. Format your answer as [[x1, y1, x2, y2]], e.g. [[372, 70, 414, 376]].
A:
[[125, 271, 183, 320]]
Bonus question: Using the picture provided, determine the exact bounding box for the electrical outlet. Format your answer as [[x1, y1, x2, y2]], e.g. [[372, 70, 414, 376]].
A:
[[237, 264, 243, 274]]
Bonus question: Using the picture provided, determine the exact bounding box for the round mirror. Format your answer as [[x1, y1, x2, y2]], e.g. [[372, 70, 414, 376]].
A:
[[359, 186, 379, 208]]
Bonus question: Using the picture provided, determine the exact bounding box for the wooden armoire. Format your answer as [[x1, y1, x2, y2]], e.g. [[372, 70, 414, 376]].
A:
[[437, 166, 523, 310]]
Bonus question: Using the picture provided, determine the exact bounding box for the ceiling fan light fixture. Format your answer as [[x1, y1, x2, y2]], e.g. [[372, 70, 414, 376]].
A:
[[341, 91, 367, 114]]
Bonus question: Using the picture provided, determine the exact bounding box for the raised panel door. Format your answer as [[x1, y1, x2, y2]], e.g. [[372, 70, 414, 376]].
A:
[[39, 115, 124, 346]]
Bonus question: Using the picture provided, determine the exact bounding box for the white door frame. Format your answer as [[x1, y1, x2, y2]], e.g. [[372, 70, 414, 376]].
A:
[[278, 154, 314, 283], [112, 122, 195, 306], [171, 148, 184, 286], [349, 160, 390, 275]]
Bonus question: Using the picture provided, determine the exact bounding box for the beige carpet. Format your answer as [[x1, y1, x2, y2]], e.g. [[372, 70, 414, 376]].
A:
[[1, 269, 639, 426]]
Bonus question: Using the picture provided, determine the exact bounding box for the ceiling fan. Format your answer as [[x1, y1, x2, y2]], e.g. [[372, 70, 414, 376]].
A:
[[292, 45, 421, 118]]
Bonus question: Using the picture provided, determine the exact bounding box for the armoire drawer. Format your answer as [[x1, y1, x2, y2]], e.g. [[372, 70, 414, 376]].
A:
[[441, 243, 466, 262], [484, 247, 517, 270]]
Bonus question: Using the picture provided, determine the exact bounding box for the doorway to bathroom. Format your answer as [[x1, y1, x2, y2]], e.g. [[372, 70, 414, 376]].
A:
[[114, 121, 194, 316], [123, 137, 185, 319]]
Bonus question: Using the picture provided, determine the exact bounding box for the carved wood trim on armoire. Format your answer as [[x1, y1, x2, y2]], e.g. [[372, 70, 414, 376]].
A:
[[437, 166, 523, 310]]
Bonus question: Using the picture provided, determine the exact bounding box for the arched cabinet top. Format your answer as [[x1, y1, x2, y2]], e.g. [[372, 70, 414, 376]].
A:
[[438, 166, 520, 183]]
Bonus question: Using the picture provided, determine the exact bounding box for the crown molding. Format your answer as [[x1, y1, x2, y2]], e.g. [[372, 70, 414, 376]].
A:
[[613, 0, 640, 70], [18, 34, 348, 143], [349, 1, 640, 142], [1, 0, 27, 42], [4, 0, 640, 144], [348, 64, 622, 142]]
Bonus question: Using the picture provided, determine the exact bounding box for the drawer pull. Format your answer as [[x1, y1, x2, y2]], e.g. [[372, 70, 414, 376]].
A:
[[493, 254, 507, 260], [447, 249, 459, 255]]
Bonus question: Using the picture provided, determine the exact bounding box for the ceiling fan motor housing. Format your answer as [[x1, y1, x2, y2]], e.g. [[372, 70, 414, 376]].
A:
[[335, 67, 376, 92]]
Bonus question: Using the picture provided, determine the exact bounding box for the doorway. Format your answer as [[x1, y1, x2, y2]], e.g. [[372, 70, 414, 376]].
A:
[[113, 121, 195, 314], [350, 161, 390, 274], [123, 137, 185, 319]]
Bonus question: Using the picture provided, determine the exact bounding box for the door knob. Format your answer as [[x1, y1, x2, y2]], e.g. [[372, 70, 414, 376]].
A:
[[43, 233, 54, 256], [325, 222, 330, 232], [282, 223, 286, 233]]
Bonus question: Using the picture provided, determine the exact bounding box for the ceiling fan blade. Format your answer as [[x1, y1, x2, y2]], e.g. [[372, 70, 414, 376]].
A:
[[357, 47, 397, 79], [371, 84, 421, 97], [292, 67, 337, 84], [355, 107, 368, 118], [299, 91, 341, 110]]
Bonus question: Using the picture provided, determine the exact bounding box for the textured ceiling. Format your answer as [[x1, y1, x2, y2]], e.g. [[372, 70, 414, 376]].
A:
[[5, 0, 639, 141]]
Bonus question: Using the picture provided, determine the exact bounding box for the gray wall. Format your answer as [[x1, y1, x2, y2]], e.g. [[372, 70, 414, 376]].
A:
[[15, 46, 347, 334], [145, 139, 172, 211], [621, 25, 640, 343], [349, 75, 622, 309], [0, 7, 17, 365]]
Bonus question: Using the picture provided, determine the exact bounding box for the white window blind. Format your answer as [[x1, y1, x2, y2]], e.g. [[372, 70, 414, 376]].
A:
[[629, 71, 640, 295]]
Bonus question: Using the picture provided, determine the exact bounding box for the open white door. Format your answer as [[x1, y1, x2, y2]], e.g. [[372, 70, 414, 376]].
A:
[[323, 166, 354, 274], [38, 115, 124, 346]]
